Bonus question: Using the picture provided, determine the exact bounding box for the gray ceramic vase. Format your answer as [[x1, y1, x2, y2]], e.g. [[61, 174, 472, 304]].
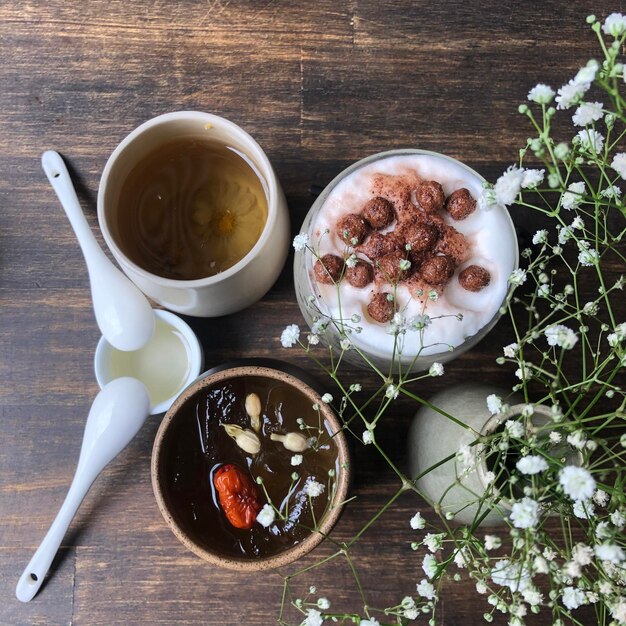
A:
[[408, 383, 557, 526]]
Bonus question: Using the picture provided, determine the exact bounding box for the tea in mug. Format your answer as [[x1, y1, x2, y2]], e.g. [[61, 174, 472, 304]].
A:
[[116, 138, 268, 280]]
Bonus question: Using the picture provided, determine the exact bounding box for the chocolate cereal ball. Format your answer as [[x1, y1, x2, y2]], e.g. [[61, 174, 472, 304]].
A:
[[445, 188, 477, 220], [402, 221, 440, 253], [362, 196, 395, 229], [358, 231, 404, 260], [377, 249, 409, 283], [337, 213, 369, 245], [459, 264, 491, 292], [367, 292, 394, 323], [420, 254, 455, 285], [414, 180, 445, 213], [314, 254, 344, 284], [346, 260, 374, 288]]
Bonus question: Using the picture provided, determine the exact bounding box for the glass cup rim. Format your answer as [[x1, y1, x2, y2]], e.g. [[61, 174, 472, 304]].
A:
[[297, 148, 520, 364], [97, 111, 280, 287]]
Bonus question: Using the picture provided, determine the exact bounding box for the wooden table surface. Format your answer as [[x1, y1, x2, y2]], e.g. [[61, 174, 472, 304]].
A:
[[0, 2, 615, 625]]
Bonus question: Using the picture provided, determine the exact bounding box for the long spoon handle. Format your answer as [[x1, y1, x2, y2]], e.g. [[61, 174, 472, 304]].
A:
[[15, 464, 97, 602], [41, 150, 109, 272]]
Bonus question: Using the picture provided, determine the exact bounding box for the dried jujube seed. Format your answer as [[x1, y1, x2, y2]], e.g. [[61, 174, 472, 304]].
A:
[[346, 260, 374, 288], [459, 265, 491, 292], [362, 196, 395, 229], [445, 188, 477, 220], [337, 213, 369, 245], [314, 254, 344, 284], [420, 254, 455, 285], [414, 180, 445, 213], [367, 292, 394, 323]]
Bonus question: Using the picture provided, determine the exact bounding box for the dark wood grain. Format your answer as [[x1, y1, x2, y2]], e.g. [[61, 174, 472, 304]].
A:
[[0, 1, 620, 625]]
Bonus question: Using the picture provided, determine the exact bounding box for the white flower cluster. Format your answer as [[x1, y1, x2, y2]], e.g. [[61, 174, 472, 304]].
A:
[[492, 166, 545, 206]]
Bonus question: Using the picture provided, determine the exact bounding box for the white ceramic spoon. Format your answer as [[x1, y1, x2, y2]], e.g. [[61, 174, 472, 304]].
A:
[[15, 377, 150, 602], [41, 150, 154, 351]]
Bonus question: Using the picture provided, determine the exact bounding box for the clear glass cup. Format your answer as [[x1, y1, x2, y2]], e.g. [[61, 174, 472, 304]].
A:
[[293, 149, 519, 372]]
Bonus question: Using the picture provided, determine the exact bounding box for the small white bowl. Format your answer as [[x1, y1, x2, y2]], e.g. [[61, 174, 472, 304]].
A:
[[94, 309, 203, 415]]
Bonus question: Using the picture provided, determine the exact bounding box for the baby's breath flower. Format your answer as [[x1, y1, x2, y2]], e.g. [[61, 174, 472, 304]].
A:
[[281, 324, 300, 348], [339, 337, 352, 350], [610, 509, 625, 528], [561, 586, 587, 610], [595, 543, 625, 564], [527, 84, 555, 103], [574, 59, 599, 84], [559, 466, 596, 501], [578, 247, 599, 266], [602, 12, 626, 37], [491, 560, 530, 592], [410, 511, 426, 530], [521, 168, 544, 188], [509, 268, 527, 286], [291, 454, 303, 466], [572, 543, 594, 566], [532, 229, 548, 244], [429, 362, 444, 377], [545, 324, 579, 349], [505, 420, 524, 438], [362, 430, 373, 445], [456, 444, 474, 471], [503, 342, 519, 358], [422, 554, 438, 579], [317, 598, 330, 610], [303, 608, 323, 626], [416, 579, 436, 600], [549, 431, 563, 444], [484, 534, 502, 550], [593, 489, 609, 507], [561, 181, 586, 210], [494, 165, 524, 206], [307, 333, 319, 345], [601, 185, 622, 199], [510, 497, 540, 529], [321, 393, 333, 403], [423, 533, 445, 553], [611, 152, 626, 179], [571, 216, 585, 230], [486, 394, 503, 415], [576, 128, 605, 153], [556, 80, 589, 109], [256, 504, 276, 528], [516, 455, 549, 475], [292, 233, 309, 251], [305, 479, 325, 498], [555, 142, 570, 159], [572, 101, 604, 126], [573, 499, 595, 519], [385, 384, 399, 400], [410, 314, 432, 330]]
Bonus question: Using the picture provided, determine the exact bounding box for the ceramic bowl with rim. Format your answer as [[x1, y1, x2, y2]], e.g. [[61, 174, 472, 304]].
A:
[[293, 149, 519, 372], [94, 308, 203, 415], [151, 361, 351, 571]]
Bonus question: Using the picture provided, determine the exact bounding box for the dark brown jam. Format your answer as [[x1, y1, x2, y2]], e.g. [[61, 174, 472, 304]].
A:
[[161, 376, 339, 559]]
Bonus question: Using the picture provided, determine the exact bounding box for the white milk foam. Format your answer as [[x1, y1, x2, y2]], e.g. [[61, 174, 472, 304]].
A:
[[309, 154, 517, 359]]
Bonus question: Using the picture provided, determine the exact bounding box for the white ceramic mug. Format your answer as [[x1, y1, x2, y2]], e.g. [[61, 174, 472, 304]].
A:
[[97, 111, 290, 317]]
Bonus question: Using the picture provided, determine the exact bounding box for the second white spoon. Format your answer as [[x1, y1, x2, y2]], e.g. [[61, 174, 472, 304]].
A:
[[42, 150, 154, 351]]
